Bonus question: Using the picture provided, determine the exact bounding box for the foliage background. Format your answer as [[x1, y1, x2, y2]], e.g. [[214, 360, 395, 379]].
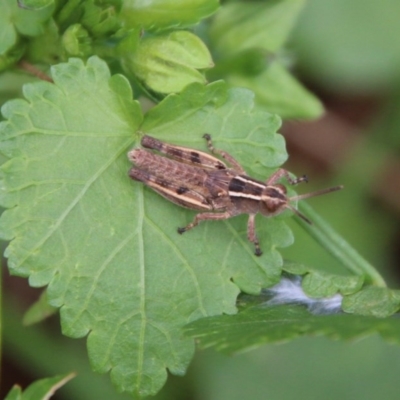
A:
[[2, 0, 400, 399]]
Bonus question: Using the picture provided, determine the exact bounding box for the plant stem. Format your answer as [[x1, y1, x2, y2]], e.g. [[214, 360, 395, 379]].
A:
[[18, 60, 53, 82], [296, 202, 387, 287]]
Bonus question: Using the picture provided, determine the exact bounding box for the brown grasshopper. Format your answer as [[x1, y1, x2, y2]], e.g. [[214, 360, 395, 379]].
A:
[[128, 134, 343, 256]]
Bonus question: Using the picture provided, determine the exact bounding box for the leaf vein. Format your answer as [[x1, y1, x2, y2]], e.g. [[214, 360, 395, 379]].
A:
[[13, 138, 133, 269]]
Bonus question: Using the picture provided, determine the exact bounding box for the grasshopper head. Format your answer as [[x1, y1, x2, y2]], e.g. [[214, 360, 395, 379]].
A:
[[260, 184, 289, 217], [260, 184, 344, 223]]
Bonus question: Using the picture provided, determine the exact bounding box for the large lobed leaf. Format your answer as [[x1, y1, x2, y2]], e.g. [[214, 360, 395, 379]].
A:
[[0, 57, 291, 396]]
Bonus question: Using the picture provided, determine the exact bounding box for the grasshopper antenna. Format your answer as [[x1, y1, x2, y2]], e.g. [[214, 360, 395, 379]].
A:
[[287, 185, 344, 224]]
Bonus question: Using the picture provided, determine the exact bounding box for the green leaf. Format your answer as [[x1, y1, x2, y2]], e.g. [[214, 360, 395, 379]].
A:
[[62, 24, 92, 57], [122, 0, 219, 32], [291, 0, 400, 93], [0, 2, 19, 55], [25, 19, 61, 64], [342, 287, 400, 318], [4, 373, 75, 400], [128, 31, 213, 94], [209, 0, 306, 57], [22, 290, 58, 326], [0, 43, 26, 73], [207, 48, 269, 79], [0, 71, 34, 109], [4, 386, 21, 400], [0, 0, 54, 55], [282, 261, 364, 297], [185, 304, 400, 354], [142, 82, 288, 174], [0, 57, 292, 396], [53, 0, 122, 39], [226, 61, 324, 119], [80, 0, 122, 37], [17, 0, 54, 11]]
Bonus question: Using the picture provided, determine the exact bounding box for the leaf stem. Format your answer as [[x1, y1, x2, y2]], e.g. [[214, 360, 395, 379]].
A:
[[18, 60, 53, 82], [296, 202, 387, 287]]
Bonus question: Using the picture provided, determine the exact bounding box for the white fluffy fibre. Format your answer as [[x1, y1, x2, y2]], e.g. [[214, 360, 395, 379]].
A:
[[263, 276, 343, 315]]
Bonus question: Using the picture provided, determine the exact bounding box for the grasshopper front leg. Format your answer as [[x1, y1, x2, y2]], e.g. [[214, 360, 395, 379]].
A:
[[266, 168, 308, 186], [178, 211, 233, 234], [203, 134, 246, 174], [247, 214, 262, 256]]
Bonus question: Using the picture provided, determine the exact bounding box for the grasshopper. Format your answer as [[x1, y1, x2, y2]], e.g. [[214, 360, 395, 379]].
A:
[[128, 134, 343, 256]]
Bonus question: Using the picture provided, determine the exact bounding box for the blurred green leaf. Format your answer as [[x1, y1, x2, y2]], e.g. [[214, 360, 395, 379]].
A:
[[0, 0, 54, 55], [4, 386, 21, 400], [22, 290, 58, 326], [192, 336, 400, 400], [80, 0, 121, 37], [4, 373, 75, 400], [17, 0, 54, 10], [25, 19, 61, 64], [0, 72, 35, 108], [129, 31, 213, 94], [227, 61, 324, 119], [0, 5, 18, 54], [0, 44, 26, 73], [55, 0, 86, 31], [209, 0, 306, 57], [121, 0, 219, 32], [208, 48, 268, 79], [55, 0, 122, 35], [3, 300, 133, 399], [185, 304, 400, 354], [62, 24, 92, 57], [292, 0, 400, 93], [342, 287, 400, 318]]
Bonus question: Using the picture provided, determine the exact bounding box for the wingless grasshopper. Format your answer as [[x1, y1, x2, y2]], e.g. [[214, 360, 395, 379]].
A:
[[128, 134, 343, 256]]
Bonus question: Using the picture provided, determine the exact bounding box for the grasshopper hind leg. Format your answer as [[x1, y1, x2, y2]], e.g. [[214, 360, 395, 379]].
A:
[[203, 134, 246, 174], [129, 167, 213, 211], [141, 135, 227, 170]]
